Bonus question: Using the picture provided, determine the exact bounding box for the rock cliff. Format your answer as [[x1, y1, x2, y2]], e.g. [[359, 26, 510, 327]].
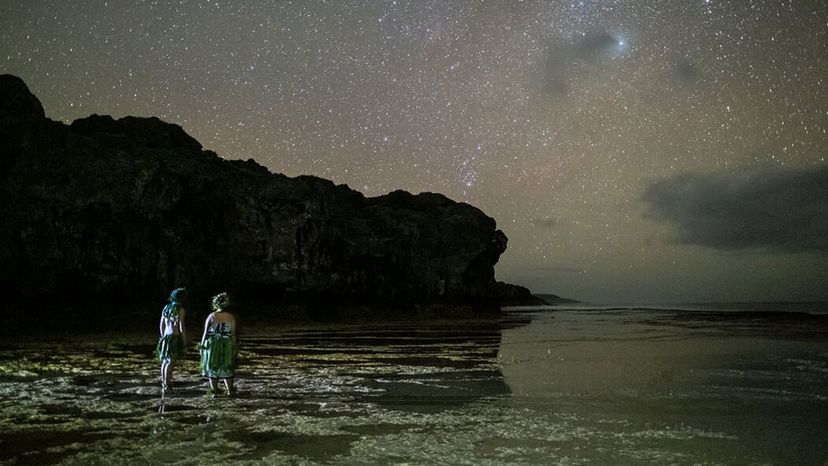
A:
[[0, 75, 508, 315]]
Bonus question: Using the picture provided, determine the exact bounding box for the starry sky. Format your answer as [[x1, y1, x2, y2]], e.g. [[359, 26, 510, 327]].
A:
[[2, 0, 827, 303]]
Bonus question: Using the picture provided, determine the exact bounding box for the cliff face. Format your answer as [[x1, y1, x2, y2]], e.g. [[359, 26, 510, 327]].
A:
[[0, 75, 507, 313]]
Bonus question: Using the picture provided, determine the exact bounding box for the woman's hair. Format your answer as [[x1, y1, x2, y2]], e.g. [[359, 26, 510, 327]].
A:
[[169, 287, 187, 304], [211, 292, 230, 311]]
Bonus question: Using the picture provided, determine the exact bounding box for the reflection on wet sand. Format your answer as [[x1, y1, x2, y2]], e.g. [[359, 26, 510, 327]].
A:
[[500, 307, 828, 464], [0, 308, 826, 464], [0, 317, 521, 464]]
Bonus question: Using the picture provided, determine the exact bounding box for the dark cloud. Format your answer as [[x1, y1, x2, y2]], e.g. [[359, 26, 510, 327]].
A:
[[573, 31, 620, 60], [531, 217, 558, 228], [642, 165, 828, 252], [542, 45, 571, 96], [674, 58, 704, 84], [541, 30, 622, 96]]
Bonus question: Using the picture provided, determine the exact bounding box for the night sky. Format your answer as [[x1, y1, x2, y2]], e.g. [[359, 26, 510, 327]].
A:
[[2, 0, 826, 303]]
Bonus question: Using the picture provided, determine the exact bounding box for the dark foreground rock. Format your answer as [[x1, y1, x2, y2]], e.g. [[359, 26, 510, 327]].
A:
[[0, 74, 509, 320]]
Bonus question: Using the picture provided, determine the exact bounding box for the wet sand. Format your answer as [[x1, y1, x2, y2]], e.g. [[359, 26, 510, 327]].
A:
[[0, 307, 826, 464]]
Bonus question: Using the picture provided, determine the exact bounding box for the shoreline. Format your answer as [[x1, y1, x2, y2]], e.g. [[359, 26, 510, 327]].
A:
[[1, 299, 508, 336]]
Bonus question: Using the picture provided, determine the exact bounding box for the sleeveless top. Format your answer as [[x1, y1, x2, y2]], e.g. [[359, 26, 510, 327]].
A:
[[162, 303, 181, 324], [208, 320, 233, 339]]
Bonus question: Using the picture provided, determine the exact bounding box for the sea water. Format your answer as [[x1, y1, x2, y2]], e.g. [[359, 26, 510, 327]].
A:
[[0, 304, 826, 464]]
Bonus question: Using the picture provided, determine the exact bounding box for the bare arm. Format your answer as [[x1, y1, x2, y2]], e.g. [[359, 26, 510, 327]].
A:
[[200, 313, 213, 346], [178, 309, 187, 342], [159, 315, 165, 336]]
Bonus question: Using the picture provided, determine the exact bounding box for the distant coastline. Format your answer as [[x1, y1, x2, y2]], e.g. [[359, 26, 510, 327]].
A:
[[533, 293, 581, 305], [506, 301, 828, 316]]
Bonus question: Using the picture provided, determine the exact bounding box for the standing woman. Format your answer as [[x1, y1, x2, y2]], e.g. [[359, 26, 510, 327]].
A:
[[156, 287, 187, 392], [199, 292, 238, 396]]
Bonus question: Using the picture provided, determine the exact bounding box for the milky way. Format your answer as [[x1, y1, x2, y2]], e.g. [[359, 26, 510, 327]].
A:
[[2, 0, 826, 302]]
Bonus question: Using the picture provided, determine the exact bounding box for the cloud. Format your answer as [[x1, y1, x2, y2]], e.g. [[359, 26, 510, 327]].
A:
[[674, 58, 704, 84], [573, 31, 620, 60], [542, 43, 572, 96], [541, 30, 624, 96], [531, 217, 558, 228], [642, 165, 828, 252]]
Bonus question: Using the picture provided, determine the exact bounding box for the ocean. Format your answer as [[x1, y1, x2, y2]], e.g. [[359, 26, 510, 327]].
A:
[[0, 303, 826, 464]]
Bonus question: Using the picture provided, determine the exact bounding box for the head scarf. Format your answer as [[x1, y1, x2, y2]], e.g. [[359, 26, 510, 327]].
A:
[[163, 287, 187, 319], [168, 287, 188, 304], [212, 292, 230, 311]]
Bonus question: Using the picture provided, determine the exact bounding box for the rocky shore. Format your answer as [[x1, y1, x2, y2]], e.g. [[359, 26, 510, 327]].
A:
[[1, 74, 511, 320]]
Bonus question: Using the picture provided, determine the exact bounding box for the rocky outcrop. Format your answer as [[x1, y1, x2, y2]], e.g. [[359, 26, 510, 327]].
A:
[[495, 282, 547, 306], [495, 282, 579, 306], [534, 293, 580, 305], [0, 74, 508, 315]]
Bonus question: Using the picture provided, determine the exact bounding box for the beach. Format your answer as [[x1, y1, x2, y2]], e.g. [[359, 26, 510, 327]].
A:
[[0, 305, 826, 464]]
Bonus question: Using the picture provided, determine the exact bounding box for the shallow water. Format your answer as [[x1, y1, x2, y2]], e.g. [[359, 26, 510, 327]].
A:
[[1, 307, 826, 464]]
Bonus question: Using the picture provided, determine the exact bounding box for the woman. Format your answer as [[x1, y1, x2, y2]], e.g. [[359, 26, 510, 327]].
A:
[[156, 287, 187, 392], [199, 292, 238, 396]]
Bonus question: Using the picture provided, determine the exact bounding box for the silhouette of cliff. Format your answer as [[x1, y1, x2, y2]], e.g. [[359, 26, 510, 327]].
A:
[[0, 74, 508, 316]]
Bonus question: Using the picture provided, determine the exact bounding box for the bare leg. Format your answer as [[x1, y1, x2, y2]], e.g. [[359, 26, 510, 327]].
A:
[[224, 377, 235, 396], [160, 361, 168, 389], [208, 377, 219, 394], [164, 361, 174, 388]]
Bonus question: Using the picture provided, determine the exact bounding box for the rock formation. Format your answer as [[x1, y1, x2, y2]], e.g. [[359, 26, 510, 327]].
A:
[[495, 282, 547, 306], [0, 74, 508, 316]]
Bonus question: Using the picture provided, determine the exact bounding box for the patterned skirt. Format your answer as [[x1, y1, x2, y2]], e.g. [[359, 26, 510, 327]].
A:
[[155, 334, 183, 362], [200, 335, 237, 378]]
